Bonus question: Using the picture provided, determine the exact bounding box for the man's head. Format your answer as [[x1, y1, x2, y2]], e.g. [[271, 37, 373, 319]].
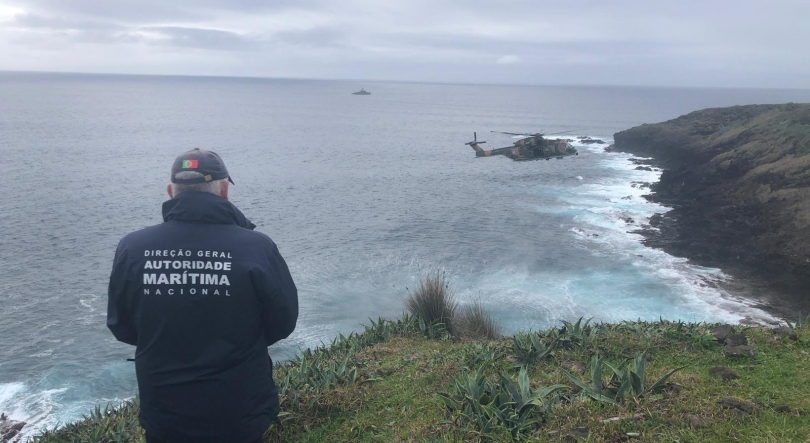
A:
[[168, 148, 234, 200]]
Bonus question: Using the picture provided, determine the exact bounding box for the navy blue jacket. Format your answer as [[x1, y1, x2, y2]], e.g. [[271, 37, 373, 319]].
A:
[[107, 192, 298, 443]]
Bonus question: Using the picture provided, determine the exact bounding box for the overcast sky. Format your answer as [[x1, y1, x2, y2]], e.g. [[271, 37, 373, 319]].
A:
[[0, 0, 807, 88]]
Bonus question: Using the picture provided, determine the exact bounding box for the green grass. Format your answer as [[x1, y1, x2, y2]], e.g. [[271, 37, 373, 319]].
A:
[[31, 319, 810, 443]]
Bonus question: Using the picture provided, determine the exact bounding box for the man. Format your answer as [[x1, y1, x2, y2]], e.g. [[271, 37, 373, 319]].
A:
[[107, 148, 298, 443]]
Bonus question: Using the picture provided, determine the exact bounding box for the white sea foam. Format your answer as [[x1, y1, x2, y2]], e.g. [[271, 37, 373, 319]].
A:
[[0, 383, 25, 410], [556, 137, 777, 324], [0, 375, 134, 441], [28, 349, 54, 358], [0, 382, 67, 439]]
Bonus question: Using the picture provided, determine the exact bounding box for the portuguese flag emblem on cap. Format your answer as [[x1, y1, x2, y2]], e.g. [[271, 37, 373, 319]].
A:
[[182, 159, 198, 169]]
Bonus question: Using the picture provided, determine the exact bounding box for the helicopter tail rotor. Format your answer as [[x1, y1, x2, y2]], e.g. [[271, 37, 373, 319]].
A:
[[465, 132, 487, 146], [465, 132, 486, 154]]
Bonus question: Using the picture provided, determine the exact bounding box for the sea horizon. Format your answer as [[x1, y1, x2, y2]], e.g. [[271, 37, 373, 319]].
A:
[[3, 69, 810, 92]]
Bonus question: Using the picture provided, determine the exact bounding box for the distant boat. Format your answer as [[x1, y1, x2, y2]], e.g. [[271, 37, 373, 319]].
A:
[[352, 88, 371, 95]]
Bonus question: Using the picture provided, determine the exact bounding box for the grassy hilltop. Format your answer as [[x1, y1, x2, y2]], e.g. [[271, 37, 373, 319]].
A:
[[612, 103, 810, 313], [30, 275, 810, 443]]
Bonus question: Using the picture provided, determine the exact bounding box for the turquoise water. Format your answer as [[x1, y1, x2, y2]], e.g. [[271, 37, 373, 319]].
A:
[[2, 73, 809, 436]]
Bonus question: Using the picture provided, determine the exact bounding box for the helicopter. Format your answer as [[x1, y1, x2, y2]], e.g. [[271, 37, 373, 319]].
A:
[[465, 130, 579, 161]]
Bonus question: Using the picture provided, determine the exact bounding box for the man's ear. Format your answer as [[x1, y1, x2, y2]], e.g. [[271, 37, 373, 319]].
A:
[[221, 181, 230, 200], [167, 183, 174, 199]]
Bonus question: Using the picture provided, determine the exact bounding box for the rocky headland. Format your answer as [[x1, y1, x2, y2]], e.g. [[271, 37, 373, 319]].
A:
[[0, 413, 25, 443], [612, 103, 810, 315]]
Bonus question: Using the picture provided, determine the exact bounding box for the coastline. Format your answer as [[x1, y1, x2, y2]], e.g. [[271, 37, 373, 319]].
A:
[[609, 103, 810, 319], [573, 140, 778, 325]]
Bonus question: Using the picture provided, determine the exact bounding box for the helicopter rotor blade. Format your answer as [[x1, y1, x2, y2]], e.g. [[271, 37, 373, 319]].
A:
[[490, 131, 532, 136], [544, 129, 582, 136]]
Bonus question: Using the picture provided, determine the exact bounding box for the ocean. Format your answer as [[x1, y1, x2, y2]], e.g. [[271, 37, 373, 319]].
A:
[[2, 72, 810, 437]]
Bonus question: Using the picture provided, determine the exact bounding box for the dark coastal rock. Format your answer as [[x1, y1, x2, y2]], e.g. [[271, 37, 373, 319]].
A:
[[683, 414, 709, 428], [629, 181, 652, 189], [716, 397, 756, 415], [604, 144, 616, 152], [730, 409, 752, 420], [708, 366, 739, 381], [634, 166, 653, 171], [560, 360, 587, 374], [738, 316, 762, 326], [773, 326, 798, 340], [774, 404, 803, 414], [724, 333, 748, 347], [0, 413, 26, 443], [749, 397, 766, 408], [712, 324, 735, 342], [402, 353, 423, 362], [563, 427, 589, 442], [612, 104, 810, 314], [724, 344, 755, 357]]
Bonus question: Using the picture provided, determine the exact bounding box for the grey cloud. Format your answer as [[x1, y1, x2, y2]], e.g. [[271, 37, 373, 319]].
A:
[[5, 15, 257, 51], [5, 0, 207, 23], [271, 27, 346, 48], [143, 26, 259, 51], [375, 31, 676, 63], [1, 0, 809, 88], [5, 0, 325, 24], [11, 12, 123, 31]]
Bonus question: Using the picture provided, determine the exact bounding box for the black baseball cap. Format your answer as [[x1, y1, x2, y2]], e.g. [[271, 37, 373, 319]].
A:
[[171, 148, 235, 185]]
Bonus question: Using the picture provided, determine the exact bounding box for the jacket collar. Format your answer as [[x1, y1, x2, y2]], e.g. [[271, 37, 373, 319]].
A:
[[162, 192, 256, 230]]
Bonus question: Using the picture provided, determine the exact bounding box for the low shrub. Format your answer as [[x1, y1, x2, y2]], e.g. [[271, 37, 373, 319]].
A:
[[455, 300, 500, 340], [405, 271, 457, 334]]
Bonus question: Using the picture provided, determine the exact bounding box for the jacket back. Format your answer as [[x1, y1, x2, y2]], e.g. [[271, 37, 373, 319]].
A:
[[107, 192, 298, 443]]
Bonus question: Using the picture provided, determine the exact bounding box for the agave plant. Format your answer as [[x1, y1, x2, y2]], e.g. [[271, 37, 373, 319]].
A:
[[438, 366, 566, 439], [617, 319, 716, 349], [277, 354, 366, 395], [786, 312, 810, 328], [618, 320, 657, 345], [462, 342, 503, 370], [34, 398, 144, 443], [562, 352, 682, 404], [510, 332, 558, 365], [559, 317, 599, 350]]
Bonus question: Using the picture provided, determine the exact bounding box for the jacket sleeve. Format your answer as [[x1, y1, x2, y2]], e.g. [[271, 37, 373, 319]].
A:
[[253, 245, 299, 346], [107, 240, 138, 346]]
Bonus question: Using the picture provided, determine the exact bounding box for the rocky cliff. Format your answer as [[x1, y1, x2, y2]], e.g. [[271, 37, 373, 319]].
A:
[[613, 103, 810, 314]]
